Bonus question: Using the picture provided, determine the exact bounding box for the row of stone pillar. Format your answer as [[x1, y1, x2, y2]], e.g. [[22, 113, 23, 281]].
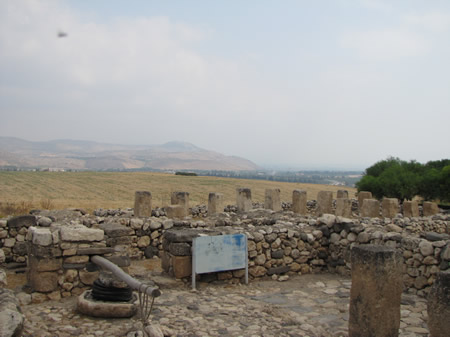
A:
[[349, 245, 449, 337], [135, 189, 440, 218]]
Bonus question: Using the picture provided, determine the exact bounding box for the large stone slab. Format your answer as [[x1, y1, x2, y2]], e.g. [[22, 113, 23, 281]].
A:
[[7, 215, 36, 229], [60, 225, 104, 242], [99, 223, 134, 237]]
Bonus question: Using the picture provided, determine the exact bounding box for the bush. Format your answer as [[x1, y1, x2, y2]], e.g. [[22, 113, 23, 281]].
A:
[[175, 172, 197, 176], [356, 157, 450, 202]]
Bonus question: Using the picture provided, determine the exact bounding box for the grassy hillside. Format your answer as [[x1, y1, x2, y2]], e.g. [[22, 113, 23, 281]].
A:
[[0, 171, 356, 216]]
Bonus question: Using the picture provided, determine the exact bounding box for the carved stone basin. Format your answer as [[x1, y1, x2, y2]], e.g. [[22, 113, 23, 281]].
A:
[[77, 290, 138, 318]]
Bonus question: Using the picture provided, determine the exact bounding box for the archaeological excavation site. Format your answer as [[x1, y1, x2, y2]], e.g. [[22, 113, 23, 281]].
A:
[[0, 188, 449, 337]]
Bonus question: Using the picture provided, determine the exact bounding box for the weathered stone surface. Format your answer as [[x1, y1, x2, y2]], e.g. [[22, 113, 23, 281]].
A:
[[360, 199, 380, 218], [169, 243, 192, 256], [29, 256, 62, 272], [349, 245, 402, 337], [76, 247, 115, 255], [357, 191, 372, 210], [316, 191, 333, 216], [423, 202, 439, 216], [236, 188, 252, 212], [0, 288, 24, 337], [79, 270, 99, 286], [249, 266, 267, 277], [29, 271, 59, 293], [60, 225, 104, 242], [137, 236, 150, 248], [7, 215, 36, 229], [64, 255, 89, 264], [208, 193, 224, 215], [427, 270, 450, 337], [165, 205, 187, 219], [335, 198, 352, 218], [292, 190, 307, 215], [29, 227, 53, 246], [403, 200, 419, 218], [267, 266, 290, 275], [134, 191, 152, 218], [171, 192, 190, 210], [77, 290, 138, 318], [172, 256, 192, 278], [419, 240, 434, 256], [100, 223, 134, 237], [382, 198, 399, 218], [265, 189, 281, 212]]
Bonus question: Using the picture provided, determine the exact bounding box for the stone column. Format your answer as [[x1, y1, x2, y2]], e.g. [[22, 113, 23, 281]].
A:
[[171, 192, 190, 210], [358, 191, 372, 211], [134, 191, 152, 217], [423, 202, 439, 216], [292, 190, 307, 215], [403, 200, 419, 218], [382, 198, 399, 218], [337, 190, 349, 199], [349, 245, 403, 337], [316, 191, 333, 215], [428, 270, 450, 337], [361, 199, 380, 218], [236, 188, 252, 212], [265, 189, 281, 211], [335, 198, 352, 218], [208, 193, 224, 215]]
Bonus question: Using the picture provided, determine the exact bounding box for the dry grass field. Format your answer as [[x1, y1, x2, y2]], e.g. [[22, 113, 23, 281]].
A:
[[0, 171, 356, 216]]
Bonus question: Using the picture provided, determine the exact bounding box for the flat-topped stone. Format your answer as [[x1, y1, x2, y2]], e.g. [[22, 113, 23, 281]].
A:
[[60, 225, 104, 242], [99, 223, 134, 237]]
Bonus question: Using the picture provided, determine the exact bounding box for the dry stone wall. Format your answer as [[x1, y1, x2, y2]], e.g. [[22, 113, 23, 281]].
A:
[[1, 197, 449, 301]]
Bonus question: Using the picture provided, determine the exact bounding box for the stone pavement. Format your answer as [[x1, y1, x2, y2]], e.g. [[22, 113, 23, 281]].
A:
[[20, 271, 429, 337]]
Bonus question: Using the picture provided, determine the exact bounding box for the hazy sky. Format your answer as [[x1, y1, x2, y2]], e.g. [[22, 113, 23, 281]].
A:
[[1, 0, 449, 170]]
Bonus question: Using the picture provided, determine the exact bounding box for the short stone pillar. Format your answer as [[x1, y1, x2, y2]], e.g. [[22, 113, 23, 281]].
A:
[[171, 191, 190, 210], [382, 198, 399, 218], [236, 188, 252, 212], [134, 191, 152, 217], [337, 190, 349, 199], [361, 199, 380, 218], [292, 190, 307, 215], [423, 201, 439, 216], [265, 189, 281, 212], [335, 198, 352, 218], [316, 191, 333, 216], [358, 191, 373, 211], [427, 270, 450, 337], [349, 245, 403, 337], [208, 193, 224, 215], [403, 200, 419, 217]]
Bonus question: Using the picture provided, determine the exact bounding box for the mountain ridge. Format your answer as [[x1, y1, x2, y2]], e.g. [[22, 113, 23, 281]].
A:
[[0, 137, 259, 171]]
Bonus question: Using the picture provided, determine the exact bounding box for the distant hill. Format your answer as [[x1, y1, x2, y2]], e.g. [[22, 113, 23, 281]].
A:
[[0, 137, 259, 171]]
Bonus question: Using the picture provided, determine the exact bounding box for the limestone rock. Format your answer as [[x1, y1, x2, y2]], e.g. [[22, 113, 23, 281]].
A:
[[0, 288, 24, 337], [60, 225, 104, 242]]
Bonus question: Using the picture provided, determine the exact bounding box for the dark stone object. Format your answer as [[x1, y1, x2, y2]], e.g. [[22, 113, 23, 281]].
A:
[[100, 223, 134, 238], [425, 232, 449, 242], [267, 266, 290, 275], [91, 279, 132, 302], [7, 215, 36, 229], [77, 247, 116, 255], [169, 242, 192, 256], [271, 250, 284, 259], [428, 270, 450, 337], [144, 246, 159, 258], [12, 242, 28, 256]]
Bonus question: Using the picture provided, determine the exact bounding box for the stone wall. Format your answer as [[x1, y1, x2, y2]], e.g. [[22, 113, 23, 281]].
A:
[[1, 200, 449, 300]]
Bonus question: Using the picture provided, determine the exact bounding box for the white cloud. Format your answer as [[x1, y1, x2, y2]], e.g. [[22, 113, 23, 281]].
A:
[[404, 11, 450, 33], [339, 29, 429, 61]]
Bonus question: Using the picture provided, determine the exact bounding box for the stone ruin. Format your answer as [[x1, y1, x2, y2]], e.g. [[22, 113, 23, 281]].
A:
[[0, 188, 449, 336]]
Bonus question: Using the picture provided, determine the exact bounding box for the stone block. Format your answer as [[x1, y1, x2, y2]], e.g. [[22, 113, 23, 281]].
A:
[[316, 191, 333, 216], [134, 191, 152, 217], [106, 236, 132, 246], [428, 270, 450, 337], [267, 266, 290, 275], [29, 256, 62, 272], [349, 245, 402, 337], [361, 199, 380, 218], [60, 225, 104, 242], [171, 191, 190, 210], [236, 188, 252, 212], [292, 190, 307, 215], [79, 270, 99, 286], [169, 242, 192, 256], [29, 245, 62, 258], [403, 200, 419, 217], [30, 227, 53, 246], [335, 198, 352, 218], [64, 255, 89, 264], [423, 202, 439, 216], [76, 247, 115, 255], [29, 271, 59, 293], [172, 255, 192, 278], [337, 190, 349, 199], [165, 205, 187, 219], [100, 223, 134, 237], [382, 198, 399, 218], [358, 191, 372, 210], [7, 215, 36, 229], [208, 193, 224, 215], [264, 189, 281, 211]]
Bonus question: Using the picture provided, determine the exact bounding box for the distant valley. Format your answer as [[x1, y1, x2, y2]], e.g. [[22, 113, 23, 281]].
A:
[[0, 137, 259, 171]]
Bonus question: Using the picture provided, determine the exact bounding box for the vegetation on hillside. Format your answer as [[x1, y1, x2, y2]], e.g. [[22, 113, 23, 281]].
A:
[[356, 157, 450, 202]]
